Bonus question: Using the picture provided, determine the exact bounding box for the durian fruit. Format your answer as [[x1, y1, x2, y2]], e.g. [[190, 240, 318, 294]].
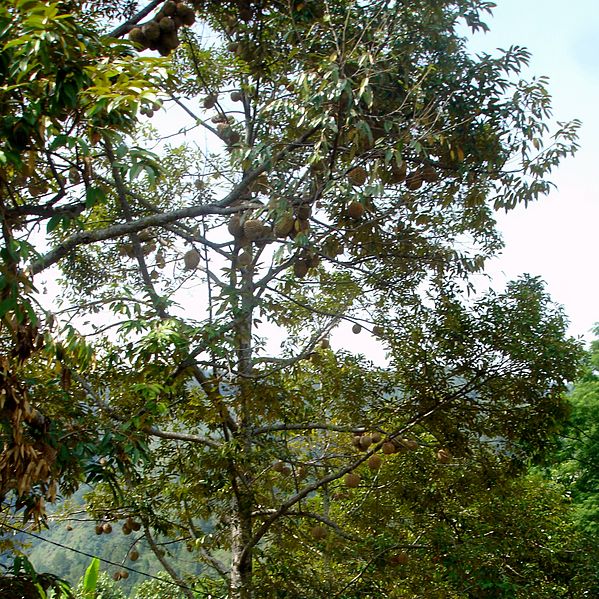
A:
[[348, 166, 368, 186], [296, 203, 311, 220], [389, 552, 409, 566], [310, 525, 327, 540], [163, 0, 177, 16], [243, 219, 264, 241], [352, 323, 362, 334], [237, 250, 252, 268], [307, 254, 320, 268], [382, 441, 397, 455], [295, 218, 310, 235], [102, 523, 113, 534], [293, 260, 309, 279], [272, 460, 286, 473], [358, 435, 372, 450], [122, 522, 132, 535], [388, 161, 407, 184], [157, 31, 179, 55], [128, 27, 148, 48], [95, 524, 103, 535], [436, 448, 451, 464], [421, 164, 439, 182], [120, 570, 129, 580], [203, 93, 218, 109], [372, 325, 384, 337], [183, 248, 201, 270], [159, 16, 176, 33], [401, 438, 418, 451], [320, 338, 330, 349], [112, 572, 121, 581], [230, 90, 243, 102], [68, 166, 80, 184], [176, 3, 196, 26], [239, 6, 253, 22], [348, 201, 365, 220], [371, 432, 382, 443], [130, 521, 141, 532], [274, 213, 294, 238], [155, 251, 166, 269], [367, 454, 383, 470], [142, 21, 161, 42], [344, 472, 361, 488], [129, 549, 140, 561], [228, 214, 244, 238], [405, 171, 423, 191], [351, 435, 363, 449]]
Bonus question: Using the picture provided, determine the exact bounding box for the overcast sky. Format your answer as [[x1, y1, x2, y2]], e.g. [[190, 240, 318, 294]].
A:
[[465, 0, 599, 343]]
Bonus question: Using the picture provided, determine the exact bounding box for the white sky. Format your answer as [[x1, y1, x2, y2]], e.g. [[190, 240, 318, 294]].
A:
[[465, 0, 599, 343]]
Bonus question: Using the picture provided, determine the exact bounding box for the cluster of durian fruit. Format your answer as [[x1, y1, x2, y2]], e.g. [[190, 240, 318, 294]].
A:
[[128, 1, 196, 56]]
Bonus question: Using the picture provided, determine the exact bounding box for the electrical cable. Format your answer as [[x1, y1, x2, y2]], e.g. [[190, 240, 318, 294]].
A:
[[0, 522, 197, 593]]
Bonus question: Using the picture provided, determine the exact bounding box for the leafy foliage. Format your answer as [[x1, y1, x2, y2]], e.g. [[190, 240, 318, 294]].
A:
[[0, 1, 588, 598]]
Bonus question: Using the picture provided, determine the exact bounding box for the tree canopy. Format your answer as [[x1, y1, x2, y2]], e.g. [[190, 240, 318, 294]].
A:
[[0, 1, 587, 597]]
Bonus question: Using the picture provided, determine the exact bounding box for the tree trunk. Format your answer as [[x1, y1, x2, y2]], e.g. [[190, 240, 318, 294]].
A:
[[230, 492, 254, 599], [230, 255, 255, 598]]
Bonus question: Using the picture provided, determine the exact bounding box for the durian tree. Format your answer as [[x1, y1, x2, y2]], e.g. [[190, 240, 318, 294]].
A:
[[0, 1, 585, 597]]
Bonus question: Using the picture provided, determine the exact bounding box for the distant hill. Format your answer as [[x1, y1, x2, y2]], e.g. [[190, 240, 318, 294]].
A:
[[14, 487, 205, 596]]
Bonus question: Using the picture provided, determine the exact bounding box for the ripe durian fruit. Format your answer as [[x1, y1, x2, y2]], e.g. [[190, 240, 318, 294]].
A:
[[358, 435, 372, 450], [421, 164, 439, 182], [68, 166, 80, 184], [296, 203, 311, 220], [142, 21, 161, 42], [272, 460, 286, 472], [294, 260, 309, 279], [102, 523, 113, 534], [237, 250, 252, 268], [436, 448, 451, 464], [367, 454, 383, 470], [389, 552, 409, 566], [230, 90, 243, 102], [203, 93, 218, 109], [352, 323, 362, 334], [159, 16, 176, 32], [128, 27, 148, 48], [348, 201, 365, 219], [227, 214, 243, 238], [405, 171, 423, 190], [274, 213, 294, 238], [348, 166, 367, 186], [344, 472, 361, 488], [382, 441, 397, 455], [163, 0, 177, 16], [129, 550, 140, 561], [176, 3, 196, 26], [243, 219, 264, 241], [183, 248, 201, 270], [388, 161, 407, 184], [371, 432, 382, 443]]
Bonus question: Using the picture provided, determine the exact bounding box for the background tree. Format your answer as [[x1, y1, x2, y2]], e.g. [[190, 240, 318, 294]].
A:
[[547, 327, 599, 536], [0, 1, 584, 598]]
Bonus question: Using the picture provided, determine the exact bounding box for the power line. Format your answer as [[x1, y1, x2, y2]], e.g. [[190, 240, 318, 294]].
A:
[[0, 522, 197, 593]]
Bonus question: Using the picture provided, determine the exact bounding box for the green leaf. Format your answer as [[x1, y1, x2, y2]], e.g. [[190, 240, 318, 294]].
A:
[[82, 557, 100, 597]]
